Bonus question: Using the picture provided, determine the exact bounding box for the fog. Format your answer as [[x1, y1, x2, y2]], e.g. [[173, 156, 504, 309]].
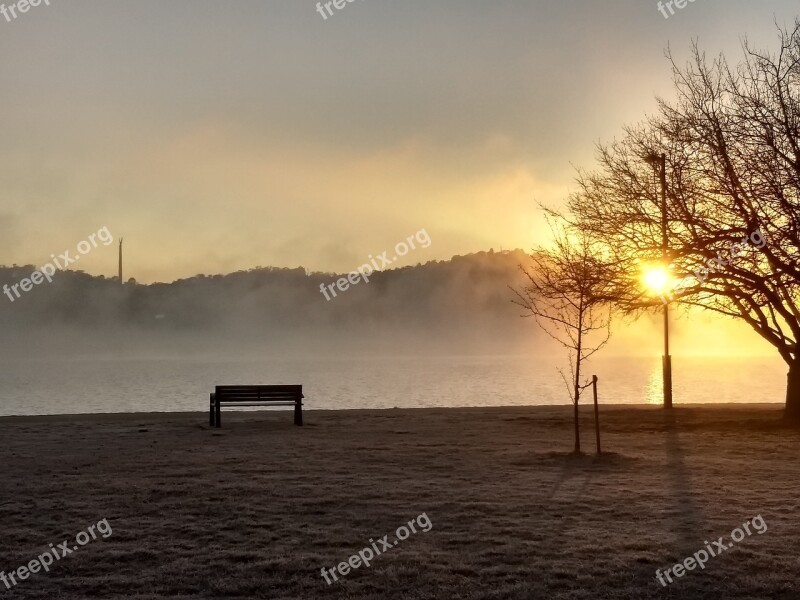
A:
[[0, 249, 775, 364], [0, 250, 540, 358]]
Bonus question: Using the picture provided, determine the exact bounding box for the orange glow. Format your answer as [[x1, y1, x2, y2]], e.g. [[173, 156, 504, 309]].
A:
[[642, 265, 671, 296]]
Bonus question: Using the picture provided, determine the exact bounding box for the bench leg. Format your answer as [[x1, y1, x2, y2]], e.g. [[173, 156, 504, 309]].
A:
[[209, 394, 215, 427], [294, 401, 303, 426], [215, 400, 222, 428]]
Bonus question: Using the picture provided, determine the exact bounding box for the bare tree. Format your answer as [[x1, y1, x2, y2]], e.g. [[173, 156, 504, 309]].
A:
[[567, 21, 800, 423], [514, 222, 614, 453]]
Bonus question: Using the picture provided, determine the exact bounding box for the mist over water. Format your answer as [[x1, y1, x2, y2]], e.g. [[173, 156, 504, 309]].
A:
[[0, 250, 787, 416]]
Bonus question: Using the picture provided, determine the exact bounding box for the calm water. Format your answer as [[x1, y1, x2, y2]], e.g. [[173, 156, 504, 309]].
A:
[[0, 355, 787, 416]]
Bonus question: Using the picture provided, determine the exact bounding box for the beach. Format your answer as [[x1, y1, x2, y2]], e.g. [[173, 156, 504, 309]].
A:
[[1, 404, 798, 599]]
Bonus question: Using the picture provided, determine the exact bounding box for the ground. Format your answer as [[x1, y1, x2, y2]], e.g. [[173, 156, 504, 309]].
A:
[[1, 405, 798, 599]]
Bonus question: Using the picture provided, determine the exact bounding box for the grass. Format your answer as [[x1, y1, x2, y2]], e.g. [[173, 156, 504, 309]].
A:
[[1, 404, 798, 598]]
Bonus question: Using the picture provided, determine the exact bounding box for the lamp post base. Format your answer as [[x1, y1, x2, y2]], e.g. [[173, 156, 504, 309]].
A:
[[663, 354, 673, 408]]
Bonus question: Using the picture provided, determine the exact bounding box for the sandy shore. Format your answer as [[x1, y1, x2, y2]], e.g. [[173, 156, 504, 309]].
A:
[[1, 404, 798, 599]]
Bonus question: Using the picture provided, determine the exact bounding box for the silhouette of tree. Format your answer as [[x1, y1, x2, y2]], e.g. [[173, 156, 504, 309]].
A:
[[566, 21, 800, 422], [514, 221, 614, 453]]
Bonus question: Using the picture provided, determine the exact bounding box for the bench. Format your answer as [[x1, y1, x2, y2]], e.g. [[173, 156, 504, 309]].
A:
[[209, 385, 303, 428]]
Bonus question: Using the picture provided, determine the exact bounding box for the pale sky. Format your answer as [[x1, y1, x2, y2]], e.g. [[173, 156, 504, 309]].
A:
[[1, 0, 797, 282]]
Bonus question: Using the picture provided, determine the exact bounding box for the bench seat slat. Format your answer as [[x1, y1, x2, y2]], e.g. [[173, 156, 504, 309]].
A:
[[217, 402, 297, 407], [216, 385, 302, 394], [216, 398, 300, 402], [216, 394, 300, 398]]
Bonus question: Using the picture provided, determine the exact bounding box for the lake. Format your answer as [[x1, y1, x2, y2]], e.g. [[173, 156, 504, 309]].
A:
[[0, 354, 786, 416]]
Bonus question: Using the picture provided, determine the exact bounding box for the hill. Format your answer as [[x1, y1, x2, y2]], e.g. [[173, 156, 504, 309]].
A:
[[0, 250, 539, 355]]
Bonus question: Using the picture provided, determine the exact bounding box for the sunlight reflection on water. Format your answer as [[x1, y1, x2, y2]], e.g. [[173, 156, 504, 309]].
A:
[[645, 361, 663, 406]]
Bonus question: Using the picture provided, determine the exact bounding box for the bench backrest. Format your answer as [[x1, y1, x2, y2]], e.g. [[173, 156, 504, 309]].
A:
[[215, 385, 303, 402]]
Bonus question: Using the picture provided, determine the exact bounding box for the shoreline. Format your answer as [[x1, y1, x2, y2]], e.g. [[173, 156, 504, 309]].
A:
[[0, 402, 787, 422]]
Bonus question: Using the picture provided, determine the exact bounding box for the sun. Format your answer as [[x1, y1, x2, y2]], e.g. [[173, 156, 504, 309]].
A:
[[642, 265, 672, 295]]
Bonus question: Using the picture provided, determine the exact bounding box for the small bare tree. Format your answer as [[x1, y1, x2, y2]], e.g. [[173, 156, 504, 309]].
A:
[[514, 221, 615, 453]]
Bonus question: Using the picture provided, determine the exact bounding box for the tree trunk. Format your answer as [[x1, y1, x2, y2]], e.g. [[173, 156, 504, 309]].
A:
[[784, 361, 800, 424]]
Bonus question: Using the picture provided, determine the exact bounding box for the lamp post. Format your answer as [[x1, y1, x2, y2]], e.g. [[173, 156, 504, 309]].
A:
[[644, 152, 673, 409]]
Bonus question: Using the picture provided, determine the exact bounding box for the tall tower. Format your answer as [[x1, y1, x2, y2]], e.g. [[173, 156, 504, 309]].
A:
[[118, 238, 123, 284]]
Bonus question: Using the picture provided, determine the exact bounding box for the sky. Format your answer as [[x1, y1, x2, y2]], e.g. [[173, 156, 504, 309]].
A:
[[0, 0, 797, 283]]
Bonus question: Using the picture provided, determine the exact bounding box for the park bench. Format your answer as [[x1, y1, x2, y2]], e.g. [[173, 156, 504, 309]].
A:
[[209, 385, 303, 428]]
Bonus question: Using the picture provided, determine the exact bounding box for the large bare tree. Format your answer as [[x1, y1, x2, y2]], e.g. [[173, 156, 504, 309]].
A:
[[566, 21, 800, 422]]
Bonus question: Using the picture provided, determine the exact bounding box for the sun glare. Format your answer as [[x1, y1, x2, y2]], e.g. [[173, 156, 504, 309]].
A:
[[642, 265, 671, 295]]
